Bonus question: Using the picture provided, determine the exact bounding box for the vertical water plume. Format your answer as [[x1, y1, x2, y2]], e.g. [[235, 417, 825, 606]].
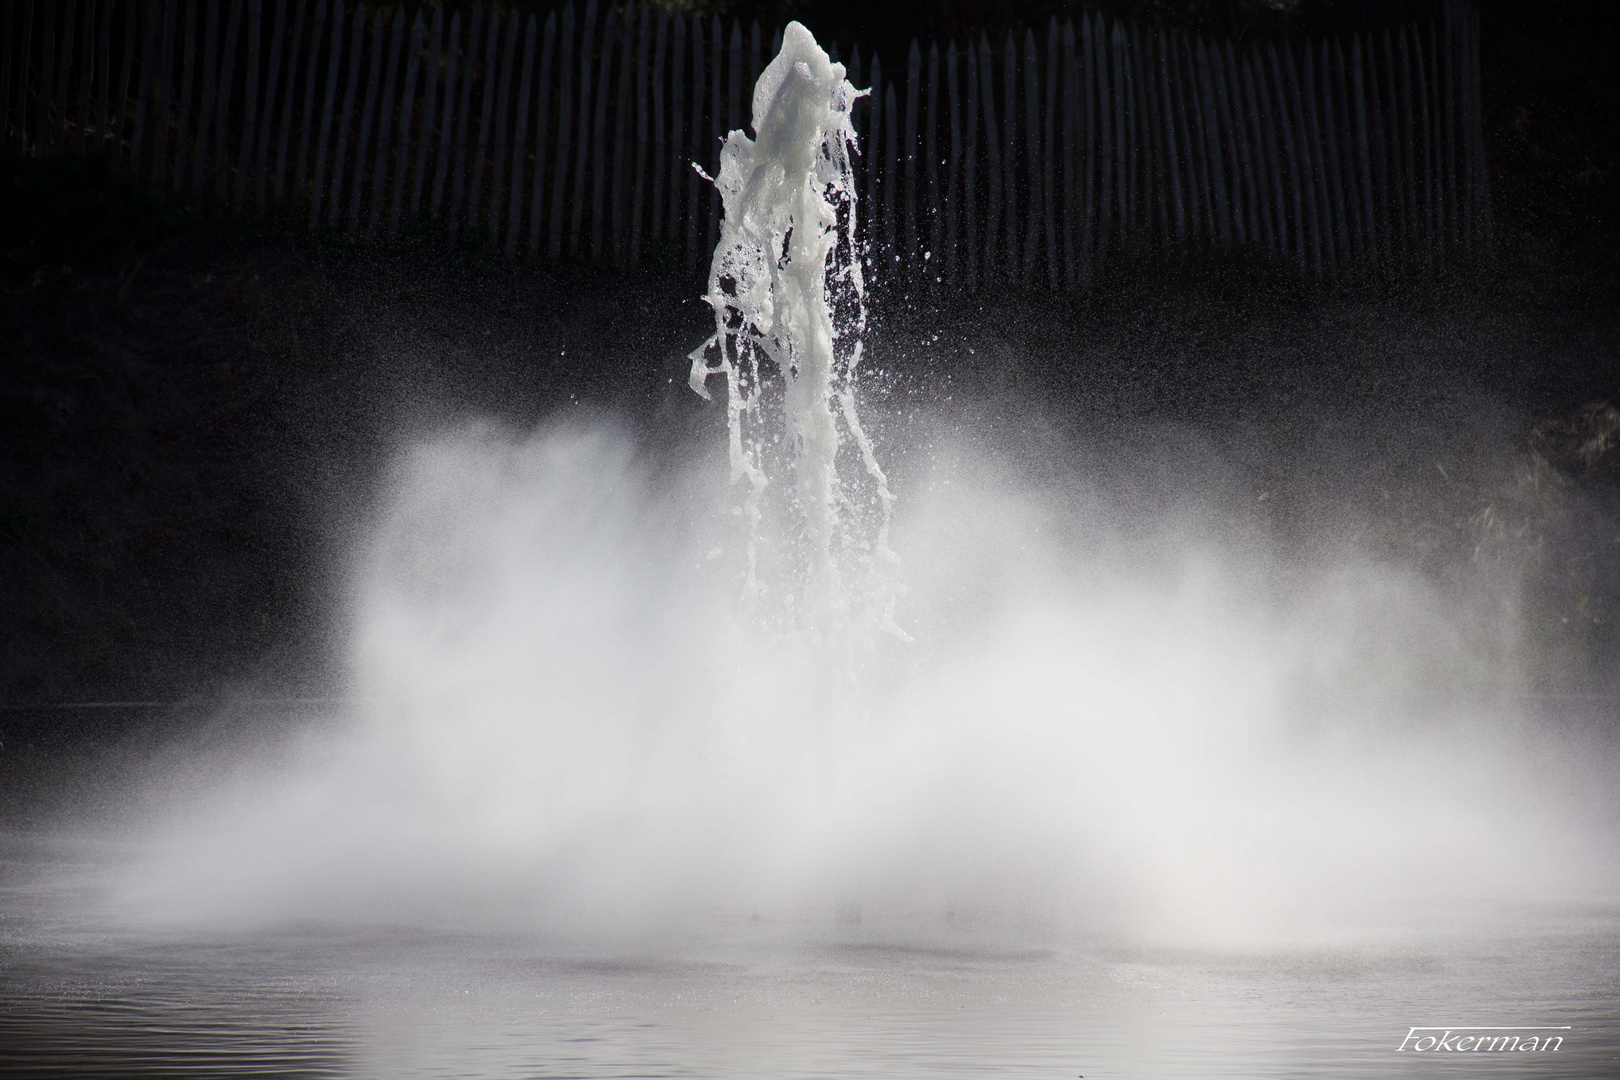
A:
[[689, 23, 897, 639]]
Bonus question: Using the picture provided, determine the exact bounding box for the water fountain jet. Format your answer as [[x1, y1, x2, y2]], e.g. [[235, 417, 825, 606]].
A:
[[688, 23, 898, 642]]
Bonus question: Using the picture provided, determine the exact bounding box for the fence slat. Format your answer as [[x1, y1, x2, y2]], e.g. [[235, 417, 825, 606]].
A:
[[0, 0, 14, 147], [719, 17, 738, 260], [882, 81, 898, 259], [290, 0, 324, 197], [627, 6, 649, 265], [681, 12, 700, 271], [546, 1, 573, 258], [1232, 45, 1263, 249], [355, 7, 394, 231], [1296, 45, 1330, 272], [210, 0, 242, 201], [1410, 24, 1433, 265], [365, 8, 407, 235], [322, 4, 363, 223], [648, 11, 665, 243], [588, 4, 619, 261], [524, 11, 556, 253], [1248, 48, 1284, 257], [38, 0, 54, 151], [1020, 30, 1039, 281], [52, 0, 74, 152], [503, 13, 534, 253], [1267, 45, 1301, 270], [1154, 33, 1181, 246], [387, 10, 423, 236], [249, 0, 286, 211], [485, 9, 519, 244], [665, 12, 683, 244], [430, 9, 460, 218], [1040, 24, 1058, 285], [192, 0, 220, 187], [1467, 7, 1490, 251], [18, 0, 39, 150], [942, 44, 960, 286], [408, 4, 439, 217], [704, 14, 720, 261], [1140, 26, 1159, 238], [269, 0, 307, 199], [1440, 16, 1458, 253], [977, 35, 1000, 281], [14, 0, 36, 149], [342, 8, 383, 231], [610, 5, 637, 263], [999, 33, 1015, 276], [566, 0, 595, 255], [1382, 28, 1409, 255], [73, 0, 94, 151], [464, 7, 503, 239], [92, 0, 113, 146], [1233, 42, 1261, 245], [925, 41, 941, 279], [172, 0, 197, 183], [1350, 35, 1377, 262], [230, 0, 260, 208], [1059, 23, 1077, 286], [308, 0, 344, 223], [903, 39, 919, 267], [447, 3, 483, 238], [129, 0, 157, 171]]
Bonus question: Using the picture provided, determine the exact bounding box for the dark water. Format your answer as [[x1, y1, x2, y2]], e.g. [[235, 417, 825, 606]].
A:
[[2, 835, 1617, 1079]]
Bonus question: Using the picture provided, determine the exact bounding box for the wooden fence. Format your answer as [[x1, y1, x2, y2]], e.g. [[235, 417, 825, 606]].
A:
[[0, 0, 1490, 283]]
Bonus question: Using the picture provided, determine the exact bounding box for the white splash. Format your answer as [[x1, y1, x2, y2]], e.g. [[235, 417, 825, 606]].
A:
[[688, 22, 896, 636]]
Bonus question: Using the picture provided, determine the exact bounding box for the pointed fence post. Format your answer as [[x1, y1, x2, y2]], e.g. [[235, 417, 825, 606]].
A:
[[943, 43, 960, 287], [270, 0, 309, 200], [344, 9, 385, 232], [248, 0, 285, 211], [588, 4, 619, 262], [682, 13, 701, 272], [545, 1, 573, 258], [1021, 29, 1041, 284], [309, 0, 346, 223], [211, 0, 243, 202], [902, 39, 919, 269], [565, 0, 596, 256], [648, 11, 665, 243], [193, 0, 221, 189], [430, 9, 461, 221], [628, 5, 649, 265], [388, 10, 424, 236], [502, 13, 534, 253], [465, 7, 504, 241], [406, 6, 439, 220], [93, 0, 113, 149], [74, 0, 96, 152], [1000, 32, 1017, 277], [321, 4, 363, 224], [666, 12, 684, 244], [524, 11, 556, 253], [230, 0, 260, 208], [484, 9, 519, 246], [290, 0, 325, 199], [925, 41, 941, 282], [977, 34, 999, 283]]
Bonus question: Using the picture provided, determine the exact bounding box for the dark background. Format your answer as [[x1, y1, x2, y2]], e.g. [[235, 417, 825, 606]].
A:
[[2, 0, 1617, 820]]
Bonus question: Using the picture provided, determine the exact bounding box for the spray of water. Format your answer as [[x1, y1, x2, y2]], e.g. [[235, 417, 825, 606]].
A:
[[87, 24, 1616, 946]]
